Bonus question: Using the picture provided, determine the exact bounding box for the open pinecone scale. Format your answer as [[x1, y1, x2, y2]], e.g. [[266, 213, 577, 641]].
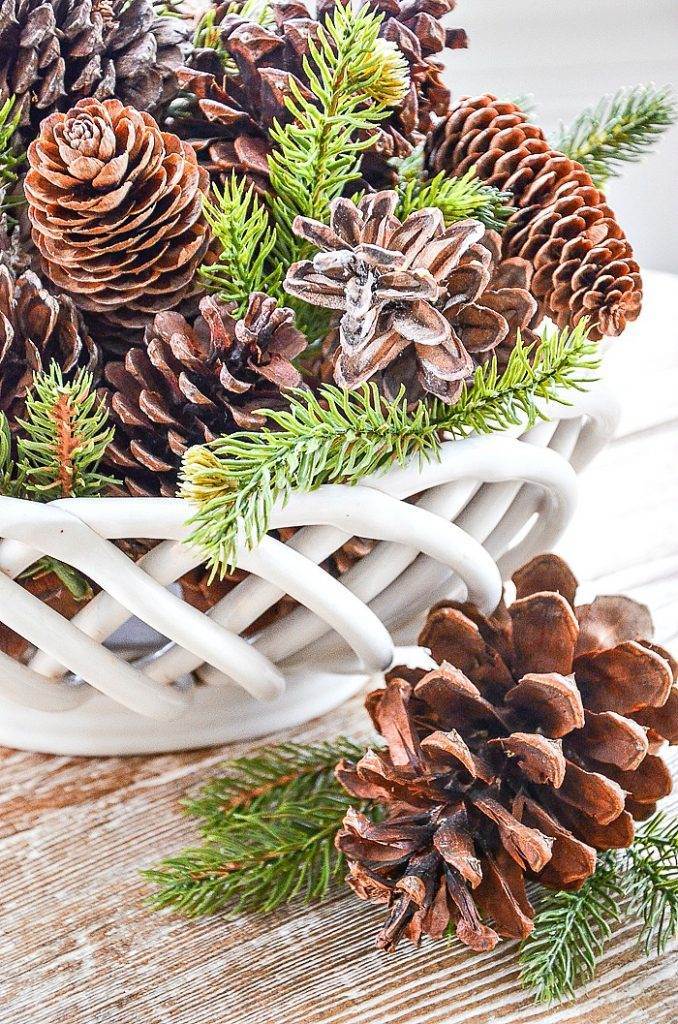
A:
[[335, 555, 678, 953]]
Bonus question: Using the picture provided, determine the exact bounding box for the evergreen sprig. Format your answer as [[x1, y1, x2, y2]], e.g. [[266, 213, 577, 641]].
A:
[[145, 737, 677, 1004], [181, 321, 597, 576], [17, 364, 116, 502], [519, 852, 625, 1005], [144, 738, 372, 916], [199, 176, 282, 313], [0, 97, 24, 215], [397, 167, 512, 231], [556, 84, 677, 188], [184, 737, 367, 829], [625, 811, 678, 954], [267, 1, 409, 262], [520, 811, 678, 1004], [1, 364, 117, 598]]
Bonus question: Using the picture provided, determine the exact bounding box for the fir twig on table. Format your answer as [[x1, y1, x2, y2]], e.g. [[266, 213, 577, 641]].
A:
[[624, 811, 678, 955], [518, 851, 625, 1005], [184, 738, 369, 830], [555, 84, 677, 188], [181, 321, 598, 577], [144, 738, 373, 916]]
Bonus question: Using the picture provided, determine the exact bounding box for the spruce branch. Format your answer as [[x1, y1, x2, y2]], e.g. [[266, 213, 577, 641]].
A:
[[397, 167, 512, 231], [625, 811, 678, 955], [267, 1, 409, 263], [199, 176, 282, 313], [519, 852, 625, 1005], [0, 413, 20, 496], [181, 321, 598, 577], [184, 737, 368, 830], [0, 97, 25, 219], [520, 812, 678, 1004], [556, 84, 677, 188], [144, 738, 373, 916], [17, 364, 116, 502], [12, 364, 117, 599]]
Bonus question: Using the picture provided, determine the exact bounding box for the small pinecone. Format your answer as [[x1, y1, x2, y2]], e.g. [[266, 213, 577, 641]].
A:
[[285, 192, 538, 404], [101, 292, 306, 496], [335, 553, 677, 953], [0, 262, 99, 424], [25, 98, 211, 328], [0, 0, 191, 143], [167, 0, 466, 191], [424, 95, 642, 340]]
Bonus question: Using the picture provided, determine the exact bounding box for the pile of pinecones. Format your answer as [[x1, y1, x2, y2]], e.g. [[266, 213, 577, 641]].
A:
[[0, 2, 642, 613]]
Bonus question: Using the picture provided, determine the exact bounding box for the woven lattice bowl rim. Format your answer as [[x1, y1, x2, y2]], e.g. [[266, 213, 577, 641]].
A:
[[0, 383, 619, 755]]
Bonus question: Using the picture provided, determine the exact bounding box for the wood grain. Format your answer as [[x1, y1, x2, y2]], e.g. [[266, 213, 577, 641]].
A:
[[1, 274, 677, 1024]]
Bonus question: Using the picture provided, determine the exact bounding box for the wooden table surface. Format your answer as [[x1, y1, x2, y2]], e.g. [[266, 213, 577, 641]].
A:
[[1, 271, 677, 1024]]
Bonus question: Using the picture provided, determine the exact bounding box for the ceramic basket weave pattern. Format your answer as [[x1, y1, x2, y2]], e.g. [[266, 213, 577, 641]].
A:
[[0, 386, 619, 755]]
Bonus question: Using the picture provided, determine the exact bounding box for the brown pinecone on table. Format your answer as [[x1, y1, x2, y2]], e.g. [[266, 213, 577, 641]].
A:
[[101, 291, 306, 496], [167, 0, 466, 191], [25, 97, 211, 329], [335, 553, 677, 953], [0, 262, 99, 424], [284, 191, 538, 404], [0, 0, 191, 142], [424, 95, 642, 340]]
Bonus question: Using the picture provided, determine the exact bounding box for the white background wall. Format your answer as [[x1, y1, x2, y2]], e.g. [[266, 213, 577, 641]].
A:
[[442, 0, 678, 271]]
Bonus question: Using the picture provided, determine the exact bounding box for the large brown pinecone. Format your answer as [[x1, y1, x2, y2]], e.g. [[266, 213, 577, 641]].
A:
[[0, 0, 191, 143], [101, 291, 306, 496], [167, 0, 466, 192], [285, 191, 538, 404], [25, 97, 211, 329], [0, 261, 99, 424], [335, 553, 677, 953], [424, 96, 642, 340]]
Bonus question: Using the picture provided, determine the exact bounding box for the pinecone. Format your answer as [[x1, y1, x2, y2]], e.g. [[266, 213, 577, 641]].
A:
[[0, 262, 99, 424], [101, 291, 306, 496], [424, 95, 642, 340], [166, 0, 466, 191], [25, 97, 211, 329], [284, 191, 538, 404], [335, 553, 677, 953], [0, 0, 191, 143]]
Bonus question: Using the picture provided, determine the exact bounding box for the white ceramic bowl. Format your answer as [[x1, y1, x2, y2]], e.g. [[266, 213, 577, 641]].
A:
[[0, 384, 619, 755]]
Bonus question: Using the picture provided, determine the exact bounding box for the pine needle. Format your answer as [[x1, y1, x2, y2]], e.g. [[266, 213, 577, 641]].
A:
[[10, 363, 117, 599], [519, 852, 625, 1005], [625, 811, 678, 955], [397, 167, 512, 231], [181, 321, 598, 577], [17, 364, 116, 502], [144, 738, 372, 916], [184, 738, 368, 829], [0, 97, 24, 218], [199, 175, 282, 313], [556, 84, 677, 188], [268, 1, 409, 262]]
